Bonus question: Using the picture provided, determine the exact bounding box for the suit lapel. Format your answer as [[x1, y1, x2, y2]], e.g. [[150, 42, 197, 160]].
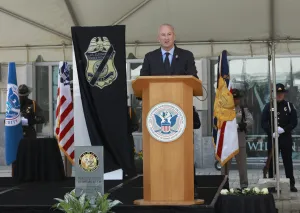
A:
[[170, 47, 179, 74], [155, 48, 164, 72]]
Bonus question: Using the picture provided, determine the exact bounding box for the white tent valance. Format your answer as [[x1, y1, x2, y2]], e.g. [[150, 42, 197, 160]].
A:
[[1, 0, 300, 62]]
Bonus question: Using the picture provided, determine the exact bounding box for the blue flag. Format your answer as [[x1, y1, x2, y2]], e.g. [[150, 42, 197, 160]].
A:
[[5, 62, 23, 165]]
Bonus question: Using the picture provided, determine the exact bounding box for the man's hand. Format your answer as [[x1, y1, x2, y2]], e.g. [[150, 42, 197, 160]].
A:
[[272, 127, 285, 138], [272, 132, 279, 138], [21, 117, 28, 126], [278, 127, 285, 134]]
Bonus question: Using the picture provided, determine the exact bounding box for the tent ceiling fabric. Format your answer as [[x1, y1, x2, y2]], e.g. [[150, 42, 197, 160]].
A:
[[0, 0, 73, 46], [123, 0, 270, 42], [0, 0, 300, 61], [70, 0, 145, 27]]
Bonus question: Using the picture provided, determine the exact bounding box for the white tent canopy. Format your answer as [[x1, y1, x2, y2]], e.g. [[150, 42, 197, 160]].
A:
[[1, 0, 300, 62]]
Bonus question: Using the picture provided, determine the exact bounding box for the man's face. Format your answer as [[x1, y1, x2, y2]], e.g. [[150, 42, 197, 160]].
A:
[[276, 92, 285, 101], [158, 25, 175, 51]]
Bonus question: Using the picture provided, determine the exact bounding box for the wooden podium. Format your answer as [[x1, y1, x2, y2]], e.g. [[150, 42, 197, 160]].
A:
[[132, 76, 204, 205]]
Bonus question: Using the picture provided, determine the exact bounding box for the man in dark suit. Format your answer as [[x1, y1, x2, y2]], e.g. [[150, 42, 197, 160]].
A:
[[140, 23, 200, 198], [140, 24, 198, 77]]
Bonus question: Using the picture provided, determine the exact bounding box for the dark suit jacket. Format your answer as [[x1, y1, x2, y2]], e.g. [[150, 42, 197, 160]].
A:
[[139, 46, 200, 129], [193, 106, 201, 129], [140, 46, 198, 78]]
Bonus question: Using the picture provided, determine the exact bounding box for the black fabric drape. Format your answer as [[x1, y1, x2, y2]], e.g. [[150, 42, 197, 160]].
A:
[[14, 138, 65, 182], [215, 194, 277, 213], [71, 26, 134, 173]]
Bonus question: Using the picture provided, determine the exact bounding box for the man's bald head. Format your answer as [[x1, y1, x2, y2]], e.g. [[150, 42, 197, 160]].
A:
[[157, 24, 175, 51], [158, 24, 175, 34]]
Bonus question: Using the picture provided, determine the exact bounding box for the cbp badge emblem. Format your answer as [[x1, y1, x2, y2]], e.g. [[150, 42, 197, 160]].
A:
[[79, 151, 99, 172], [146, 102, 186, 142], [85, 37, 118, 89]]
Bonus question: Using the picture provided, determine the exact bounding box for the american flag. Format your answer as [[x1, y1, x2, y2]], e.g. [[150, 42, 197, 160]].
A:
[[55, 62, 74, 164]]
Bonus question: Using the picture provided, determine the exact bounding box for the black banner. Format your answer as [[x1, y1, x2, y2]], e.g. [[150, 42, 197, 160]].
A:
[[71, 26, 134, 173]]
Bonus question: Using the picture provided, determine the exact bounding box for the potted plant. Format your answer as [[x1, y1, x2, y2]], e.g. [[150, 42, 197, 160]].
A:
[[220, 187, 269, 196], [53, 189, 121, 213]]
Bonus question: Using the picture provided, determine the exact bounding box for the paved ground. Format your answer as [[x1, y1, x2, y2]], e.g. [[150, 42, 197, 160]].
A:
[[197, 168, 300, 213], [0, 166, 299, 212]]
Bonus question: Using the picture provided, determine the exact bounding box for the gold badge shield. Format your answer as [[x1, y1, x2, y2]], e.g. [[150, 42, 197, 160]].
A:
[[79, 151, 99, 172], [84, 37, 118, 89]]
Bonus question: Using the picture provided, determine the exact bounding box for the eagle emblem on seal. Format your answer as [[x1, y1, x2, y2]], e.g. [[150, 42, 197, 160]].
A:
[[84, 37, 118, 89]]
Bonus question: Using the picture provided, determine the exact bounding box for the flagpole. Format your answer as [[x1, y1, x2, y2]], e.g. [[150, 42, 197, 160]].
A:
[[224, 163, 229, 176], [268, 43, 275, 179], [11, 164, 14, 177], [271, 42, 280, 198]]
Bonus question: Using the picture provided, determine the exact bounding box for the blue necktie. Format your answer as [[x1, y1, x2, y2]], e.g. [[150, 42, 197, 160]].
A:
[[164, 52, 171, 74]]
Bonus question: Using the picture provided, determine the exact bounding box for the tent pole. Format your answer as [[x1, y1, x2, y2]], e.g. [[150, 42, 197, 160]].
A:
[[271, 42, 280, 198], [112, 0, 152, 25], [2, 39, 300, 49], [126, 38, 300, 46]]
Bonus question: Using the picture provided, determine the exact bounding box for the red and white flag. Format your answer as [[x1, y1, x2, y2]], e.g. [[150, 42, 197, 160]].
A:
[[213, 50, 239, 166], [55, 62, 74, 164]]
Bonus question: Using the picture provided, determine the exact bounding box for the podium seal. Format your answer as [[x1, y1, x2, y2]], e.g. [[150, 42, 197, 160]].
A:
[[146, 102, 186, 142]]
